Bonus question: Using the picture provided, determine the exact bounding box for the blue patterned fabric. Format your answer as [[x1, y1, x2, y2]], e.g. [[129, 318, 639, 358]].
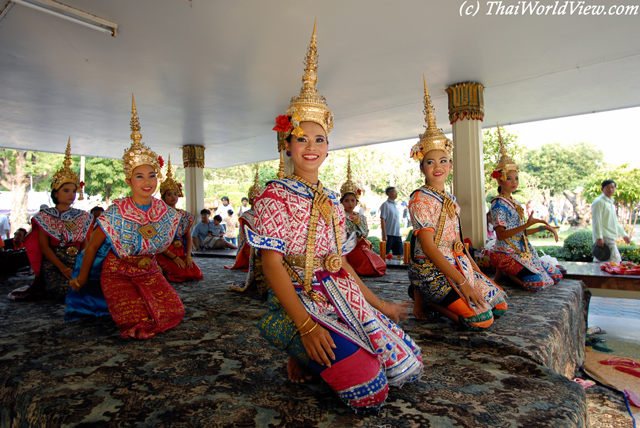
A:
[[65, 242, 111, 321], [244, 226, 286, 254]]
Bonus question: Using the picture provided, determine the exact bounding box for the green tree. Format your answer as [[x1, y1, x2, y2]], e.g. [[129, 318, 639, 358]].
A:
[[0, 149, 65, 231], [583, 164, 640, 239], [83, 157, 130, 203], [521, 142, 604, 193], [482, 126, 524, 196]]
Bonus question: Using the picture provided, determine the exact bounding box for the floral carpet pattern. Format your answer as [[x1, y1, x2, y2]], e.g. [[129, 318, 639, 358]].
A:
[[0, 258, 631, 427]]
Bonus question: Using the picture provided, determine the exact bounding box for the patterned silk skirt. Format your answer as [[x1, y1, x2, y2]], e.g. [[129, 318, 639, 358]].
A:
[[156, 242, 204, 283], [490, 250, 562, 291], [101, 251, 185, 339], [41, 246, 78, 300]]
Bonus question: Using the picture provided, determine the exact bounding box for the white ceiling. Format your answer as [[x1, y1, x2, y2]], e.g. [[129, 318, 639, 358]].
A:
[[1, 0, 639, 168]]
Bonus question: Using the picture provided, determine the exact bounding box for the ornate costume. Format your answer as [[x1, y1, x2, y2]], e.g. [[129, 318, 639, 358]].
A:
[[10, 140, 92, 301], [67, 95, 184, 338], [489, 127, 562, 291], [407, 78, 507, 330], [156, 155, 203, 282], [229, 165, 269, 294], [253, 22, 422, 413], [341, 157, 386, 277]]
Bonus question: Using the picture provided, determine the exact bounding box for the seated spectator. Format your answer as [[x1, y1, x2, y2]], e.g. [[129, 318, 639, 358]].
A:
[[191, 209, 212, 251], [4, 228, 27, 251], [0, 228, 30, 276], [203, 215, 237, 250]]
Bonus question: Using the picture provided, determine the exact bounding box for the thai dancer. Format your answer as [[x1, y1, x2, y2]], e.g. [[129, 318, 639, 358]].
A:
[[10, 140, 92, 301], [489, 127, 562, 291], [156, 155, 204, 282], [246, 22, 422, 412], [340, 156, 386, 277], [228, 165, 269, 295], [69, 95, 184, 339], [408, 77, 508, 330]]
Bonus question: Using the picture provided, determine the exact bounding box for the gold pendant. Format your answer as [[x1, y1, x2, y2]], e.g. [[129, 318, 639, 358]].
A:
[[137, 224, 157, 240], [64, 221, 79, 232], [323, 253, 342, 273], [173, 240, 182, 248]]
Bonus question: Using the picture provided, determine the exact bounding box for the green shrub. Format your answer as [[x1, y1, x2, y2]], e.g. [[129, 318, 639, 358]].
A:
[[368, 236, 381, 255], [619, 244, 640, 263], [535, 246, 568, 261], [563, 230, 593, 261]]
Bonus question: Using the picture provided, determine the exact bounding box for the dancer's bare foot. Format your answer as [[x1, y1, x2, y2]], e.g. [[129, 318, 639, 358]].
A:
[[412, 291, 429, 319], [287, 356, 313, 383]]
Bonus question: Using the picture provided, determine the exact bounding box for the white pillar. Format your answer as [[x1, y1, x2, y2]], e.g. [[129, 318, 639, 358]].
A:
[[182, 145, 205, 215], [446, 82, 487, 248]]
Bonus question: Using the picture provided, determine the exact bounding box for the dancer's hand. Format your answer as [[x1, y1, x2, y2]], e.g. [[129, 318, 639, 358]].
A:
[[525, 215, 547, 227], [174, 257, 186, 269], [301, 323, 336, 368], [185, 257, 194, 268], [69, 277, 85, 291], [59, 266, 73, 280], [459, 281, 487, 310], [543, 225, 560, 242], [382, 301, 411, 323]]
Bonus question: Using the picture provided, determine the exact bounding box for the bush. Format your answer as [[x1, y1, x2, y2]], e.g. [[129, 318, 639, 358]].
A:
[[619, 244, 640, 263], [563, 230, 593, 261], [535, 246, 568, 261], [368, 236, 381, 255]]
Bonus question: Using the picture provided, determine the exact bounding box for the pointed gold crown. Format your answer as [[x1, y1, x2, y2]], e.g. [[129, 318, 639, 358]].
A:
[[122, 94, 163, 180], [159, 155, 183, 197], [410, 76, 454, 162], [276, 19, 334, 142], [51, 138, 84, 200], [493, 124, 518, 181], [340, 155, 362, 201], [247, 164, 262, 204]]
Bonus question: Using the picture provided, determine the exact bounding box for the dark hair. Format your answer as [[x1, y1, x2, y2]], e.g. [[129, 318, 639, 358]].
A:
[[200, 209, 211, 215], [601, 180, 616, 189], [16, 228, 27, 235], [385, 186, 396, 196], [90, 206, 104, 214], [241, 197, 248, 202], [221, 196, 229, 202], [340, 192, 357, 203], [50, 189, 59, 205], [213, 215, 222, 222], [227, 209, 234, 216], [497, 186, 502, 194]]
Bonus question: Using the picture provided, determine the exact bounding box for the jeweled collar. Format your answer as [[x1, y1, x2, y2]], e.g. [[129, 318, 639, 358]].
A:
[[266, 177, 339, 205], [113, 197, 169, 225]]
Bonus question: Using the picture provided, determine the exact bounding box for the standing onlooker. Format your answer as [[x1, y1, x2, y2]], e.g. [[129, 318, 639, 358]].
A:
[[238, 197, 249, 218], [224, 209, 238, 246], [215, 196, 232, 222], [548, 197, 559, 227], [591, 179, 631, 262], [191, 209, 212, 251], [379, 186, 403, 256], [0, 213, 10, 240]]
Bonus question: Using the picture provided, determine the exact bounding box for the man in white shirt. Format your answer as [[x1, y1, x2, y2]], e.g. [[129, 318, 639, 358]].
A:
[[0, 214, 10, 240], [379, 186, 403, 256], [591, 180, 631, 262]]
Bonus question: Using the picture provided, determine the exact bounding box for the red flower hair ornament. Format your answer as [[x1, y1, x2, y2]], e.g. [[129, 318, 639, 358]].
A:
[[158, 156, 164, 168], [491, 170, 502, 179], [273, 115, 293, 133]]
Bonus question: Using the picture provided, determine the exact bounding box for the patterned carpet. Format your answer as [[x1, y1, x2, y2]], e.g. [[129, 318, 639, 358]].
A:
[[0, 258, 632, 427]]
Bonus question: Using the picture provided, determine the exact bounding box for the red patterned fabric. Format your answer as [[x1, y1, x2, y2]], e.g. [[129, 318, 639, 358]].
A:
[[156, 241, 203, 283], [346, 239, 386, 277], [101, 251, 184, 339], [225, 214, 253, 270]]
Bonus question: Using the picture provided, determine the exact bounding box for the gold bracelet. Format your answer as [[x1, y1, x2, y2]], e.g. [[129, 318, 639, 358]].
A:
[[458, 279, 467, 287], [297, 315, 312, 332], [378, 300, 386, 311], [300, 321, 319, 337], [63, 267, 72, 273], [74, 278, 81, 289]]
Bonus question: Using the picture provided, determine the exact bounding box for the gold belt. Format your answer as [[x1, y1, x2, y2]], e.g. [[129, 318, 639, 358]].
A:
[[284, 253, 342, 273], [121, 255, 155, 269], [64, 246, 79, 256]]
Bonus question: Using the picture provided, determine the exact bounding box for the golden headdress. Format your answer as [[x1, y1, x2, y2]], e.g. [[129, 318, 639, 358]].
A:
[[122, 94, 163, 180], [159, 155, 183, 197], [51, 138, 84, 200], [274, 19, 333, 178], [247, 164, 262, 205], [410, 76, 454, 162], [340, 155, 362, 201], [491, 124, 519, 181]]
